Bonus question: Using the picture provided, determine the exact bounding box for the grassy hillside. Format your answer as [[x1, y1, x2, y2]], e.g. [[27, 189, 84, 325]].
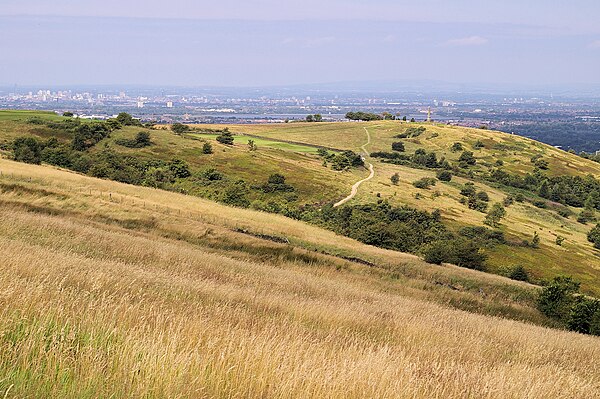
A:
[[1, 158, 600, 397], [201, 121, 600, 294], [0, 111, 598, 293]]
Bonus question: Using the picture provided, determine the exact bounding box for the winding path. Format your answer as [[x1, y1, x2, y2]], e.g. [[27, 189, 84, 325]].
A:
[[333, 127, 375, 207]]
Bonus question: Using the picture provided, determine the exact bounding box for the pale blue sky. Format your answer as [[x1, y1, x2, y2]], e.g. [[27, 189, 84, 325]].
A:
[[1, 1, 600, 87]]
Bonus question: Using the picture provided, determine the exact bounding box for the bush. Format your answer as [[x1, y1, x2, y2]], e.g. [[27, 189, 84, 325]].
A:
[[450, 142, 463, 152], [413, 177, 436, 189], [390, 173, 400, 185], [484, 203, 506, 227], [476, 191, 489, 202], [202, 142, 213, 154], [115, 131, 152, 148], [458, 151, 476, 165], [508, 265, 529, 282], [168, 159, 191, 178], [422, 239, 487, 270], [12, 137, 42, 164], [537, 276, 580, 320], [436, 170, 452, 182], [391, 142, 405, 152], [588, 224, 600, 249], [115, 112, 141, 126]]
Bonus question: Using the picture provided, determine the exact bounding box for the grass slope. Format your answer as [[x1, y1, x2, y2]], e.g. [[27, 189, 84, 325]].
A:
[[0, 158, 599, 398], [203, 121, 600, 294]]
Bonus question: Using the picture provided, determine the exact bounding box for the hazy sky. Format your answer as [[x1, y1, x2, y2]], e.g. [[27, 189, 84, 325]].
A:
[[2, 0, 600, 87]]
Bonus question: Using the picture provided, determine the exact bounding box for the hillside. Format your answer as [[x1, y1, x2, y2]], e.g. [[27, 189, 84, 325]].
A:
[[1, 157, 600, 397], [199, 121, 600, 294]]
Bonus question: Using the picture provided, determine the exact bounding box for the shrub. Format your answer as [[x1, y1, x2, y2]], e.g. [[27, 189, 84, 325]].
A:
[[171, 123, 189, 134], [202, 142, 213, 154], [115, 131, 152, 148], [413, 177, 436, 189], [508, 265, 529, 282], [168, 159, 191, 178], [391, 142, 405, 152], [436, 170, 452, 182], [390, 173, 400, 185], [450, 142, 463, 152], [588, 224, 600, 249], [12, 137, 42, 164], [476, 191, 490, 202], [473, 140, 485, 149], [537, 276, 580, 320], [458, 151, 476, 165], [484, 203, 506, 227]]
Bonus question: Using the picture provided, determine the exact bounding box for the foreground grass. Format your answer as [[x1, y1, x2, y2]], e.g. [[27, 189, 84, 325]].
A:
[[0, 159, 599, 398]]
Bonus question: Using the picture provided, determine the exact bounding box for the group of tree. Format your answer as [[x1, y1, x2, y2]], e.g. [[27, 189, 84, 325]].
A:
[[345, 112, 383, 121], [395, 126, 426, 139], [305, 114, 323, 122], [115, 131, 152, 148], [538, 276, 600, 336]]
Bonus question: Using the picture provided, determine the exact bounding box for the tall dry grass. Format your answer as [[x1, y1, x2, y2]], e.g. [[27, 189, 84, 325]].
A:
[[1, 159, 599, 398]]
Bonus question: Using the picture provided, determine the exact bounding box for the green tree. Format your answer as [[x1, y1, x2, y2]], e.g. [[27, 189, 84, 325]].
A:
[[12, 137, 42, 164], [391, 142, 405, 152], [508, 265, 529, 282], [436, 170, 452, 182], [537, 276, 580, 321], [248, 139, 257, 151], [306, 115, 314, 122], [168, 159, 191, 178], [171, 122, 189, 134], [62, 111, 74, 117], [216, 131, 235, 145], [458, 151, 476, 165], [588, 223, 600, 249], [390, 173, 400, 185], [484, 203, 506, 227], [202, 142, 213, 154]]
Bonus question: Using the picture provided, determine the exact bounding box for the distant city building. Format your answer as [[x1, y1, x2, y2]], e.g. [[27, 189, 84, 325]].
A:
[[166, 101, 173, 108], [137, 101, 144, 108]]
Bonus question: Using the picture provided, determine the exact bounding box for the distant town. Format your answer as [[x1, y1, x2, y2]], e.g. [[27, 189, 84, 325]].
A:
[[1, 85, 599, 152]]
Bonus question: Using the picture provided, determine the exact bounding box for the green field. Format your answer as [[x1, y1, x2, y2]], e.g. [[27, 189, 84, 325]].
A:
[[187, 133, 322, 153]]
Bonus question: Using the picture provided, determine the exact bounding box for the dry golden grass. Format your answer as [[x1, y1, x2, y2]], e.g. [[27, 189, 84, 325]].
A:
[[1, 159, 600, 398]]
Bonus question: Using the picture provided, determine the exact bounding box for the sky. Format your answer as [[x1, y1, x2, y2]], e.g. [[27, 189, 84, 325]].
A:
[[1, 0, 600, 88]]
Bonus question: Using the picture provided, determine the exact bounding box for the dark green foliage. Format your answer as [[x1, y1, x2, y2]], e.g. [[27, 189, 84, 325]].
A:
[[62, 111, 74, 117], [458, 151, 476, 166], [115, 112, 141, 126], [473, 140, 485, 149], [537, 276, 600, 335], [331, 151, 364, 171], [345, 111, 383, 121], [222, 180, 250, 208], [202, 142, 213, 154], [422, 239, 487, 270], [12, 137, 42, 164], [305, 114, 322, 122], [262, 174, 295, 193], [115, 131, 152, 148], [413, 177, 436, 189], [216, 130, 235, 145], [168, 159, 191, 178], [390, 173, 400, 185], [436, 170, 452, 182], [171, 123, 189, 134], [476, 191, 489, 202], [459, 226, 505, 244], [567, 297, 600, 334], [201, 168, 223, 181], [538, 276, 580, 321], [508, 265, 529, 282], [450, 142, 463, 152], [395, 126, 426, 139], [588, 224, 600, 249], [391, 142, 405, 152], [71, 123, 111, 151], [484, 203, 506, 227]]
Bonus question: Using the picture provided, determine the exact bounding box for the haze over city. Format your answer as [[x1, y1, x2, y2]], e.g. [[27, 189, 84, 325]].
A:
[[2, 0, 600, 88]]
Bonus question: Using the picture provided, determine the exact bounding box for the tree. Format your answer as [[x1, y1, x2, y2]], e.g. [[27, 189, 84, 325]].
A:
[[202, 142, 213, 154], [115, 112, 140, 126], [537, 276, 580, 321], [410, 118, 416, 123], [314, 114, 323, 122], [12, 137, 42, 164], [450, 142, 463, 152], [484, 203, 506, 227], [402, 116, 407, 122], [248, 139, 257, 151], [588, 223, 600, 249], [171, 123, 189, 134], [306, 115, 314, 122], [391, 142, 405, 152], [62, 111, 74, 117], [390, 173, 400, 185], [216, 131, 234, 145], [168, 159, 191, 178]]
